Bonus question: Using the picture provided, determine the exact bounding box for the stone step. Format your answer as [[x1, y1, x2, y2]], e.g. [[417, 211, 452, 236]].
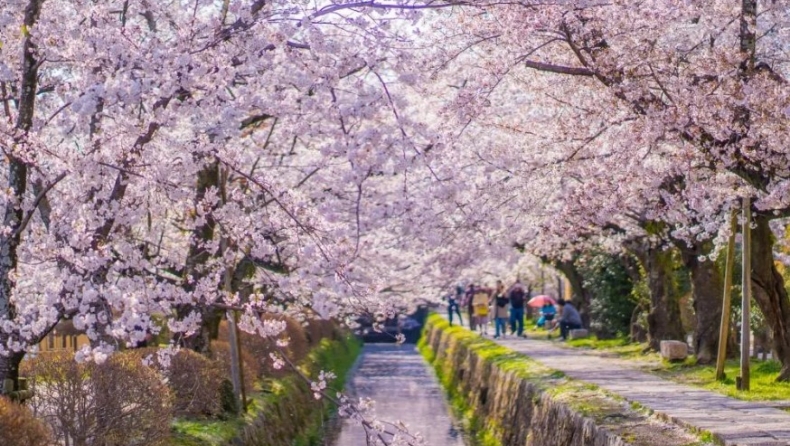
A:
[[660, 340, 689, 361]]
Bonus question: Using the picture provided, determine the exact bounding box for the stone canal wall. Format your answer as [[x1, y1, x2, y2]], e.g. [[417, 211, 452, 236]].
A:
[[419, 315, 705, 446]]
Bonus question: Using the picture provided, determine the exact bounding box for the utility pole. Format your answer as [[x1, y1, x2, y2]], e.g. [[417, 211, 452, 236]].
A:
[[739, 197, 751, 391], [715, 210, 737, 380]]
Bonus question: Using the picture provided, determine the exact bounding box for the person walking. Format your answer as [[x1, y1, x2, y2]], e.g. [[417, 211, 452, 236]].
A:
[[472, 285, 491, 336], [465, 284, 477, 331], [447, 285, 464, 326], [551, 299, 583, 341], [491, 280, 509, 338], [508, 280, 527, 337]]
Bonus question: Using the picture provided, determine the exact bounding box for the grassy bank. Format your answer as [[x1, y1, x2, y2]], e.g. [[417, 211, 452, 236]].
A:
[[171, 335, 362, 446], [557, 334, 790, 402]]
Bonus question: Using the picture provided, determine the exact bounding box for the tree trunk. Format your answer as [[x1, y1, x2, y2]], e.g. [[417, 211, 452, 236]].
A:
[[552, 257, 593, 329], [0, 351, 26, 394], [750, 214, 790, 381], [175, 160, 222, 354], [178, 308, 223, 353], [631, 244, 685, 350], [629, 302, 648, 343], [0, 0, 43, 389], [677, 241, 731, 364]]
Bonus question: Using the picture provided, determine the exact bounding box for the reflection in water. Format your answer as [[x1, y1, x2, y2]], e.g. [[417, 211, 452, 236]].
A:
[[332, 344, 468, 446]]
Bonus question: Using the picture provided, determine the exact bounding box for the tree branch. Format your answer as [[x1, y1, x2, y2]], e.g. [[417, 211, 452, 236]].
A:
[[521, 59, 594, 76]]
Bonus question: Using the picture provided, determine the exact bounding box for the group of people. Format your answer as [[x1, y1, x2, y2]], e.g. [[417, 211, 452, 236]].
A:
[[444, 280, 585, 341], [446, 280, 528, 338]]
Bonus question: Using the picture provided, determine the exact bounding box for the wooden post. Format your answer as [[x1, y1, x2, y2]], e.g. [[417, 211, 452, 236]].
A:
[[217, 169, 246, 412], [226, 310, 242, 412], [739, 197, 751, 391], [226, 310, 247, 412], [234, 310, 247, 412], [222, 250, 246, 413], [715, 210, 737, 381]]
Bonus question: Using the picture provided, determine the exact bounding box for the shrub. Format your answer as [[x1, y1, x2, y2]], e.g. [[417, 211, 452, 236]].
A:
[[165, 349, 225, 418], [24, 350, 172, 446], [0, 396, 51, 446], [93, 353, 172, 445], [210, 340, 259, 396], [218, 314, 313, 378], [580, 253, 637, 339], [303, 318, 338, 347]]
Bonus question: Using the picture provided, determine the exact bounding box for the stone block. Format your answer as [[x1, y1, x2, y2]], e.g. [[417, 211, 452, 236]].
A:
[[569, 329, 589, 339], [660, 340, 689, 361]]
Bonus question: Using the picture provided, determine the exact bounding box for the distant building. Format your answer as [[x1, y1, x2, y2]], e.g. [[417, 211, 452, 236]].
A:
[[37, 320, 90, 354]]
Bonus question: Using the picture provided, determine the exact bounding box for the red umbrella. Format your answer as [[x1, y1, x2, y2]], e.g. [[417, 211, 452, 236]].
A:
[[527, 295, 557, 308]]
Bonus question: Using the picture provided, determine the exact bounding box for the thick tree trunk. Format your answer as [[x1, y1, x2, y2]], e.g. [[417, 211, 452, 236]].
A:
[[0, 352, 26, 393], [0, 0, 43, 389], [631, 244, 685, 350], [553, 257, 593, 329], [750, 214, 790, 381], [678, 241, 731, 364], [176, 160, 222, 354], [629, 302, 649, 343], [178, 308, 223, 353]]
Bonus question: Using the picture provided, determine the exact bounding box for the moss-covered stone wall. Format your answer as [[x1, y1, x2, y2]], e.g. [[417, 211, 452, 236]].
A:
[[419, 315, 709, 446]]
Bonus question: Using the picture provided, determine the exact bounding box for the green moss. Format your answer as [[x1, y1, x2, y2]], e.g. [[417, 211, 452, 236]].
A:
[[421, 314, 715, 446], [418, 315, 621, 445], [565, 335, 656, 360], [171, 419, 243, 446], [416, 324, 505, 446]]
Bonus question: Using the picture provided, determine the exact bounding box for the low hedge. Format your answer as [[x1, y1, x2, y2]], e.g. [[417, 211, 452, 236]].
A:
[[172, 333, 361, 446]]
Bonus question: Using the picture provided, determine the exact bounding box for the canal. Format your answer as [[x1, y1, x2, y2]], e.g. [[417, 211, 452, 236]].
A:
[[332, 344, 467, 446]]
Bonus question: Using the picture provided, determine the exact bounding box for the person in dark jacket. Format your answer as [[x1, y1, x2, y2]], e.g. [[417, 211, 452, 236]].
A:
[[465, 284, 477, 331], [491, 281, 509, 338], [446, 285, 464, 326], [552, 299, 582, 341], [507, 281, 527, 337]]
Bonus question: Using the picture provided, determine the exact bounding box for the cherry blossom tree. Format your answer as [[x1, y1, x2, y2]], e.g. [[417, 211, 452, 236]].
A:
[[0, 0, 461, 409], [423, 0, 790, 375]]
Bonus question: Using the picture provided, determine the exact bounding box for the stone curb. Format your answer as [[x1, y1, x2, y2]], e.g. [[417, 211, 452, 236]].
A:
[[424, 315, 710, 446]]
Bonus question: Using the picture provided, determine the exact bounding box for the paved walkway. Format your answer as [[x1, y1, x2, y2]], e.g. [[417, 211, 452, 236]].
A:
[[333, 344, 466, 446], [491, 335, 790, 446]]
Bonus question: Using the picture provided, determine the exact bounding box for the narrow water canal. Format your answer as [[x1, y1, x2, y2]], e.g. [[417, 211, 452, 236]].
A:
[[332, 344, 467, 446]]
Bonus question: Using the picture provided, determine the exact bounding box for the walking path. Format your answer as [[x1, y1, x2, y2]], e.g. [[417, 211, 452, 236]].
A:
[[492, 335, 790, 446], [333, 344, 466, 446]]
